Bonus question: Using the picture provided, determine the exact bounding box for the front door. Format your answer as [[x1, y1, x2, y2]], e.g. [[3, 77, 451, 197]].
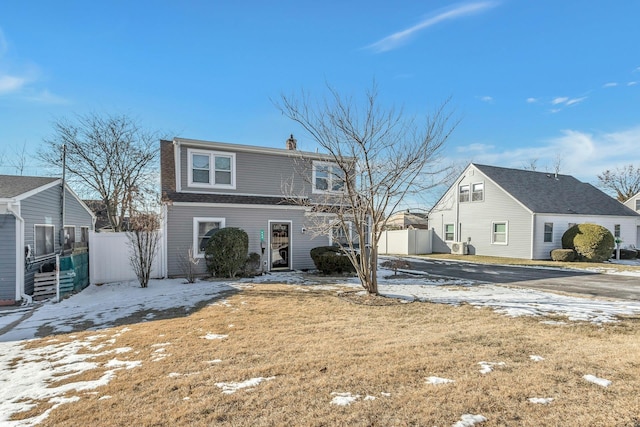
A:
[[270, 221, 291, 270]]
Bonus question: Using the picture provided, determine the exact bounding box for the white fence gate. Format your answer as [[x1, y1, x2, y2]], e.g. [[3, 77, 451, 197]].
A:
[[89, 231, 165, 285], [377, 229, 433, 255]]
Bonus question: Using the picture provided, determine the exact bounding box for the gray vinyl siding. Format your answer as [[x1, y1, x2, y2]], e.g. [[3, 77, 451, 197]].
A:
[[0, 215, 16, 301], [430, 166, 533, 259], [180, 145, 312, 196], [63, 187, 94, 241], [166, 204, 330, 277]]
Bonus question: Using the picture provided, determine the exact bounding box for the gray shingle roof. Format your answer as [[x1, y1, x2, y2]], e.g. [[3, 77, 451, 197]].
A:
[[0, 175, 59, 199], [473, 164, 639, 217]]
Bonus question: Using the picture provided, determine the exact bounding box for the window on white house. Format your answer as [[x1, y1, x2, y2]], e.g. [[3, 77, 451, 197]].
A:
[[636, 199, 640, 211], [492, 222, 507, 244], [543, 222, 553, 242], [444, 224, 455, 241], [472, 183, 484, 201], [313, 162, 345, 193], [193, 217, 226, 257], [614, 224, 620, 238], [459, 185, 470, 202], [64, 226, 76, 251], [188, 150, 235, 188], [35, 225, 55, 257], [331, 221, 354, 247]]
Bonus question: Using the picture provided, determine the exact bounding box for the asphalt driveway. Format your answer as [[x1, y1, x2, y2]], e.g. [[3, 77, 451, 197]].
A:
[[404, 257, 640, 301]]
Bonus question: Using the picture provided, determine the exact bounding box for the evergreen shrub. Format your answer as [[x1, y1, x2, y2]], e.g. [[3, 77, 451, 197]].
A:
[[550, 248, 576, 262], [205, 227, 249, 278], [310, 246, 356, 274], [561, 223, 614, 262]]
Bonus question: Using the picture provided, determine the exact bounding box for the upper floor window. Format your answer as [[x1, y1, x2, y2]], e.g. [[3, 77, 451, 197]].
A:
[[543, 222, 553, 243], [459, 185, 470, 202], [35, 224, 55, 257], [636, 199, 640, 211], [188, 149, 236, 189], [614, 224, 621, 238], [313, 162, 345, 193], [472, 183, 484, 201]]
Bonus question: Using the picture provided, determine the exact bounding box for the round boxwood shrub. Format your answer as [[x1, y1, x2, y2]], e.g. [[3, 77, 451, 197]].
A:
[[550, 248, 576, 262], [561, 223, 614, 263], [205, 227, 249, 278], [310, 246, 356, 274]]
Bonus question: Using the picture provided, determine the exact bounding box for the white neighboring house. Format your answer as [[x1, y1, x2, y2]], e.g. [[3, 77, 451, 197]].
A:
[[623, 192, 640, 246], [429, 163, 640, 259]]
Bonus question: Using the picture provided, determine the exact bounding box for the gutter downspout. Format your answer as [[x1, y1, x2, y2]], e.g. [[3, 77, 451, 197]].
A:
[[6, 202, 31, 304], [531, 213, 536, 260]]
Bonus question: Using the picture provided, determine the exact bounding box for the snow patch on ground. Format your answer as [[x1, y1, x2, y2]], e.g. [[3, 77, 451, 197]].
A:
[[426, 376, 455, 385], [215, 376, 276, 394], [452, 413, 487, 426], [583, 374, 612, 387], [528, 397, 554, 404]]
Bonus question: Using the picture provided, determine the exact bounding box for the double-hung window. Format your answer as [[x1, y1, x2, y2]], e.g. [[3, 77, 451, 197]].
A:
[[444, 224, 455, 241], [64, 226, 76, 251], [636, 199, 640, 211], [543, 223, 553, 243], [614, 224, 621, 238], [472, 183, 484, 201], [313, 162, 345, 193], [459, 185, 470, 202], [492, 222, 508, 244], [35, 224, 55, 257], [193, 217, 226, 257], [188, 149, 236, 189]]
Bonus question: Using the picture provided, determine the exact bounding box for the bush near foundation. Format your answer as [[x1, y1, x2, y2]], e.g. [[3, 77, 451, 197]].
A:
[[561, 223, 614, 263], [310, 246, 356, 274], [550, 248, 576, 262], [205, 227, 249, 278]]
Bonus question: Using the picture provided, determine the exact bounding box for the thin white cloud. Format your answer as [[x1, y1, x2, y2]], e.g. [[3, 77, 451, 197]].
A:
[[549, 108, 561, 114], [24, 89, 70, 105], [603, 82, 618, 88], [365, 1, 499, 53], [628, 81, 638, 86], [479, 95, 493, 103], [0, 75, 27, 94], [565, 96, 586, 106], [447, 126, 640, 183], [526, 97, 538, 104], [634, 66, 640, 73], [551, 97, 568, 105]]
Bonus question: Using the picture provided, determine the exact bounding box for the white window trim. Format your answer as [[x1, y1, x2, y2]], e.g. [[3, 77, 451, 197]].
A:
[[187, 148, 236, 190], [444, 223, 455, 242], [80, 226, 90, 243], [471, 182, 484, 202], [34, 224, 55, 258], [193, 217, 226, 258], [329, 221, 354, 246], [459, 185, 470, 203], [491, 221, 508, 245], [312, 161, 346, 194]]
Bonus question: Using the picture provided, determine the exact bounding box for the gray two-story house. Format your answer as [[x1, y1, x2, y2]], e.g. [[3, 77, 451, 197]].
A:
[[429, 163, 640, 259], [161, 136, 349, 277], [0, 175, 95, 304]]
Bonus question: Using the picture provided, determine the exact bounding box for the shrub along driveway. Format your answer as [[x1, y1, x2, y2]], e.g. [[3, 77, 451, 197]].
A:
[[404, 256, 640, 301]]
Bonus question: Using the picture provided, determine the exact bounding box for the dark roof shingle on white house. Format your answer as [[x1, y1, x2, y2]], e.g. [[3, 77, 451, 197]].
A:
[[473, 164, 639, 217], [0, 175, 59, 199]]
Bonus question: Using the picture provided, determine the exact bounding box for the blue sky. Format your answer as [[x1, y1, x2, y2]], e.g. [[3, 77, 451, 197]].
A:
[[1, 0, 639, 190]]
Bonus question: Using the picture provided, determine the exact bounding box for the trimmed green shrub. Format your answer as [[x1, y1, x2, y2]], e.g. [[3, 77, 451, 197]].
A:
[[550, 248, 576, 262], [243, 252, 262, 276], [310, 246, 356, 274], [561, 223, 614, 263], [205, 227, 249, 278]]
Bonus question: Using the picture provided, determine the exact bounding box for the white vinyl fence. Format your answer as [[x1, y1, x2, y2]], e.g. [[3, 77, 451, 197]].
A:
[[377, 229, 433, 255], [89, 231, 165, 285]]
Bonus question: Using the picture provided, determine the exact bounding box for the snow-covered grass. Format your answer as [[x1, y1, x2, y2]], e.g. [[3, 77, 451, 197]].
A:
[[0, 267, 639, 425]]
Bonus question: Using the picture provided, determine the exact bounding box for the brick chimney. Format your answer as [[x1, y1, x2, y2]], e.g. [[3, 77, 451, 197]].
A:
[[286, 134, 297, 150]]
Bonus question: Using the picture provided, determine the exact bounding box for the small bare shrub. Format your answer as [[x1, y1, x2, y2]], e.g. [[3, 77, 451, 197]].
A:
[[178, 248, 200, 283]]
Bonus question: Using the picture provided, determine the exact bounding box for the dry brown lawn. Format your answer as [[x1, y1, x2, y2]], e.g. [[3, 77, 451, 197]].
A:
[[14, 284, 640, 427]]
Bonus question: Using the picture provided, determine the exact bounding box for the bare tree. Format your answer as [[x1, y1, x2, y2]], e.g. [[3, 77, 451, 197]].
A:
[[39, 113, 159, 231], [597, 164, 640, 202], [277, 83, 456, 295], [127, 211, 161, 288], [10, 142, 29, 175], [522, 158, 538, 171]]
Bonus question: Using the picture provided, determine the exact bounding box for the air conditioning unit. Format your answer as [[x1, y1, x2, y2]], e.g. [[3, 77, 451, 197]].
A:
[[451, 241, 468, 255]]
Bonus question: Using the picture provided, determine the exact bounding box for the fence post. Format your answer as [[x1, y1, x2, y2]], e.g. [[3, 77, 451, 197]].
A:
[[55, 254, 60, 303]]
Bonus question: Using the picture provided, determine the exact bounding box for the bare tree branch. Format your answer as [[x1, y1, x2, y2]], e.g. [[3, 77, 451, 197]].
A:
[[275, 82, 457, 295], [597, 164, 640, 202]]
